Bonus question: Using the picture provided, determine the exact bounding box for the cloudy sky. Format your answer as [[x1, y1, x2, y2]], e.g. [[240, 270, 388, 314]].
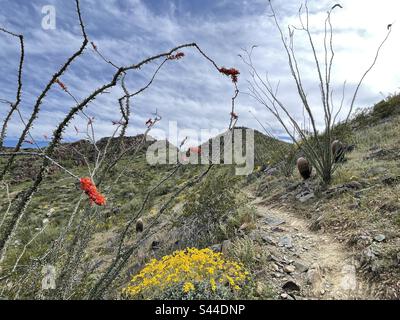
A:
[[0, 0, 399, 147]]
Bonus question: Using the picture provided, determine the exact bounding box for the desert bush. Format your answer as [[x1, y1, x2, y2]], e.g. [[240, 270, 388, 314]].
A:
[[352, 93, 400, 129], [178, 170, 242, 248], [277, 145, 297, 178], [122, 248, 249, 300], [371, 93, 400, 122], [230, 236, 258, 269]]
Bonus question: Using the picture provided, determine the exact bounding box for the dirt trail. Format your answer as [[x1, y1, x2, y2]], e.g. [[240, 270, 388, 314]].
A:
[[250, 196, 374, 300]]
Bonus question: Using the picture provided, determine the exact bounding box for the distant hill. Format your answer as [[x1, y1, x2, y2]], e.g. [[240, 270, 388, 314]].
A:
[[198, 127, 290, 166]]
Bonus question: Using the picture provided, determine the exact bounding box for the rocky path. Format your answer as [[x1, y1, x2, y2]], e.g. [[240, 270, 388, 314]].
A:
[[249, 196, 374, 300]]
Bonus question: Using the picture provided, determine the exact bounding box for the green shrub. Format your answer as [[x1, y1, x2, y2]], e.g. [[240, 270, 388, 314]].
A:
[[371, 94, 400, 120], [178, 171, 241, 248], [352, 93, 400, 128]]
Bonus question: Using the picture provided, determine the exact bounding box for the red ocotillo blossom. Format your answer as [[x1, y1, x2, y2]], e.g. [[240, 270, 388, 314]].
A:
[[219, 67, 240, 83], [168, 52, 185, 60], [80, 177, 106, 206], [55, 78, 67, 91], [230, 111, 238, 120]]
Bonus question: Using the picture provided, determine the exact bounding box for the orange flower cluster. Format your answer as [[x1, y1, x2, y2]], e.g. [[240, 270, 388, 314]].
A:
[[168, 52, 185, 60], [79, 177, 106, 206], [55, 78, 67, 91], [219, 67, 240, 83]]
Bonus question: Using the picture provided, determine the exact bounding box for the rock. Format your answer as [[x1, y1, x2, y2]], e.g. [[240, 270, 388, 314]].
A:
[[260, 232, 277, 245], [293, 261, 309, 273], [271, 263, 280, 271], [280, 292, 294, 300], [111, 207, 120, 215], [366, 166, 387, 177], [266, 254, 280, 262], [306, 264, 323, 295], [283, 257, 294, 264], [265, 167, 279, 176], [366, 148, 385, 159], [211, 243, 222, 252], [344, 181, 363, 190], [278, 235, 293, 248], [271, 226, 285, 233], [365, 147, 400, 161], [283, 265, 296, 273], [264, 216, 285, 227], [280, 193, 290, 200], [373, 234, 386, 242], [296, 191, 315, 203], [348, 201, 360, 210], [324, 181, 363, 198], [238, 223, 250, 231], [248, 230, 259, 241], [287, 182, 302, 192], [221, 240, 232, 255], [256, 282, 265, 296], [282, 280, 300, 292]]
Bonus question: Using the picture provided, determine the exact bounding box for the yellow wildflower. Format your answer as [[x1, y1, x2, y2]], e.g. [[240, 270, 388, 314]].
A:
[[183, 282, 195, 293], [122, 248, 249, 299]]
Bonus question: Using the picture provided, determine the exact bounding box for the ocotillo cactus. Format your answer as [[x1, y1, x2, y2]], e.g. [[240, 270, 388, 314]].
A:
[[296, 157, 312, 180]]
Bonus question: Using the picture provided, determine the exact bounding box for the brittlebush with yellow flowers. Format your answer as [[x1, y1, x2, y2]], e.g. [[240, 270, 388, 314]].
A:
[[122, 248, 249, 299]]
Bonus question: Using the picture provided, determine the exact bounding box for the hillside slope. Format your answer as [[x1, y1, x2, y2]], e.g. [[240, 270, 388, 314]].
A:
[[0, 95, 399, 299], [247, 94, 400, 299]]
